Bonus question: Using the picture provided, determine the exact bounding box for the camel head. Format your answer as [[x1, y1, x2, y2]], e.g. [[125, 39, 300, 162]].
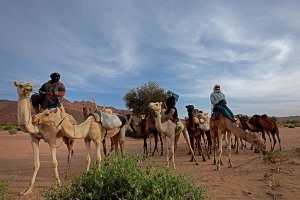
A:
[[14, 81, 35, 98], [247, 131, 267, 154], [148, 102, 162, 116], [32, 107, 66, 127], [186, 105, 194, 114]]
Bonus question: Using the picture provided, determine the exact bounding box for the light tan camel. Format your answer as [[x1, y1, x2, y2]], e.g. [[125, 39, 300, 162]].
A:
[[148, 102, 198, 169], [210, 111, 267, 171], [32, 107, 126, 171], [82, 107, 116, 155], [14, 81, 75, 196]]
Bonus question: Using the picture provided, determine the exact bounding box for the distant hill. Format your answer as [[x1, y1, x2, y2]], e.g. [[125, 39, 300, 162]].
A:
[[0, 99, 131, 124], [1, 99, 299, 124]]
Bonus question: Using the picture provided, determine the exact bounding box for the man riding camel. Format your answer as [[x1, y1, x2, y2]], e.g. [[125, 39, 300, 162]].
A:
[[210, 84, 236, 122], [31, 72, 66, 114]]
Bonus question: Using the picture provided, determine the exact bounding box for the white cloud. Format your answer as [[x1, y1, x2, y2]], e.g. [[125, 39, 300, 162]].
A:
[[1, 0, 300, 117]]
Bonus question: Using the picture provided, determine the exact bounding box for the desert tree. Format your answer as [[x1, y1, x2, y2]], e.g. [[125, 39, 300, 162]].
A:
[[123, 81, 166, 115]]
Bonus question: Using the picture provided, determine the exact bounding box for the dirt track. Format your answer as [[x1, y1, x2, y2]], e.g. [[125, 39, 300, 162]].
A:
[[0, 127, 300, 200]]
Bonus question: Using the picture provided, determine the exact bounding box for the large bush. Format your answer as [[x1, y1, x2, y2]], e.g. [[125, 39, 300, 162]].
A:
[[42, 154, 207, 200]]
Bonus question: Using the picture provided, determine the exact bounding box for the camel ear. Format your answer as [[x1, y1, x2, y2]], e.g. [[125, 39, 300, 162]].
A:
[[159, 102, 162, 106], [14, 81, 19, 87]]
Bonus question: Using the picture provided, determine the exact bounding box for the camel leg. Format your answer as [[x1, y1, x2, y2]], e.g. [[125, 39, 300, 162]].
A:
[[227, 133, 233, 168], [110, 138, 114, 152], [277, 133, 282, 150], [94, 139, 102, 169], [49, 140, 61, 185], [84, 138, 91, 171], [143, 133, 148, 158], [149, 134, 153, 154], [20, 136, 40, 195], [213, 137, 217, 165], [152, 133, 159, 156], [102, 139, 107, 156], [203, 131, 211, 159], [63, 137, 74, 180], [216, 132, 223, 171], [159, 132, 164, 156], [162, 134, 169, 168], [112, 135, 119, 154], [183, 127, 198, 165], [235, 136, 239, 154], [118, 127, 126, 157], [271, 133, 277, 151], [171, 134, 176, 169], [197, 133, 206, 162], [267, 132, 273, 151]]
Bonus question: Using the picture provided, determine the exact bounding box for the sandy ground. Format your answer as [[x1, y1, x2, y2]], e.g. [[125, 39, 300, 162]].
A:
[[0, 127, 300, 200]]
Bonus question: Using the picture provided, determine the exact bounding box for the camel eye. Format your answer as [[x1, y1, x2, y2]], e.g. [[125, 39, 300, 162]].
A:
[[19, 85, 24, 88]]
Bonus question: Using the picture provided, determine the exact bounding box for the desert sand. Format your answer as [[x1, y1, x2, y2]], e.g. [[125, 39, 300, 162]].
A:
[[0, 127, 299, 200]]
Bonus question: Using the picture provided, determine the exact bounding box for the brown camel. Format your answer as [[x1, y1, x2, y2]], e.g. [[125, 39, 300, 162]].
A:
[[126, 114, 163, 158], [248, 114, 281, 150], [185, 105, 206, 161], [236, 114, 260, 152], [196, 111, 212, 157], [14, 81, 75, 195], [148, 102, 198, 169], [33, 107, 127, 172], [210, 111, 267, 171]]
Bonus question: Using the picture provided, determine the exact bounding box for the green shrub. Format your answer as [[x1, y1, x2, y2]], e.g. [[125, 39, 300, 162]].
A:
[[0, 176, 13, 200], [263, 150, 288, 164], [42, 154, 207, 200], [8, 129, 18, 135]]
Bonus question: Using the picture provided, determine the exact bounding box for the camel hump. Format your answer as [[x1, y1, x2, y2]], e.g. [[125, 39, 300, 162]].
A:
[[98, 110, 122, 129]]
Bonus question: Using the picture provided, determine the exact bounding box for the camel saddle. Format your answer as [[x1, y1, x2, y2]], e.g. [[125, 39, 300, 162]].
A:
[[211, 111, 220, 121], [96, 110, 124, 129]]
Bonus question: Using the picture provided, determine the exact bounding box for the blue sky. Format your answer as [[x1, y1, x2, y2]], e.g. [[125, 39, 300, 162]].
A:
[[1, 0, 300, 118]]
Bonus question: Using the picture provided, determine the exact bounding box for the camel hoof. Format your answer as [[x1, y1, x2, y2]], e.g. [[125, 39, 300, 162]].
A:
[[20, 188, 33, 196]]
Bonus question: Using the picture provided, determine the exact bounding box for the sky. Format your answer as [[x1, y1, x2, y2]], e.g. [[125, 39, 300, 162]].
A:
[[1, 0, 300, 118]]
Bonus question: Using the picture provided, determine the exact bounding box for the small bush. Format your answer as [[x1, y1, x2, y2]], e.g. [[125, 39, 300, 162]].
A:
[[42, 154, 207, 200], [264, 150, 288, 164], [8, 129, 18, 135], [0, 176, 13, 200]]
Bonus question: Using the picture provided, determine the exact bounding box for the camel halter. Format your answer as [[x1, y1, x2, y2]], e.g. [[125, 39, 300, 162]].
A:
[[56, 115, 67, 127]]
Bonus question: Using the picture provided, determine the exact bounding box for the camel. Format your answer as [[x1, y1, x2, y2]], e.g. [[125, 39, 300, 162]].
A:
[[32, 107, 127, 171], [82, 106, 116, 155], [235, 114, 258, 152], [197, 112, 212, 156], [248, 114, 281, 151], [14, 81, 75, 196], [127, 114, 163, 158], [185, 105, 206, 161], [210, 111, 267, 171], [148, 102, 198, 169]]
